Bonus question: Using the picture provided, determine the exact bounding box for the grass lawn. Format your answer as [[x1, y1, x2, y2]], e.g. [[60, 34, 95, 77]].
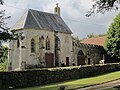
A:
[[17, 71, 120, 90], [104, 88, 113, 90]]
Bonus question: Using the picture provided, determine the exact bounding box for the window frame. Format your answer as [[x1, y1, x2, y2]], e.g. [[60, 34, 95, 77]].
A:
[[46, 36, 50, 50], [31, 38, 35, 53]]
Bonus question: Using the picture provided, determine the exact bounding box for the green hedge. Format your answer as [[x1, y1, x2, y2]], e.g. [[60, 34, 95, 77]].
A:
[[0, 63, 120, 89]]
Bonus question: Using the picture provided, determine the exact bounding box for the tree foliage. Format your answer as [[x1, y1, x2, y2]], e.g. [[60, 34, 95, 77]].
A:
[[0, 46, 8, 63], [86, 0, 120, 17], [87, 33, 106, 38], [0, 1, 13, 46], [0, 0, 3, 5], [87, 33, 95, 38], [0, 46, 8, 71], [104, 13, 120, 59]]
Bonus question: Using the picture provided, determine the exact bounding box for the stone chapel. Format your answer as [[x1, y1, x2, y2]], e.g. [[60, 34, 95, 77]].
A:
[[9, 4, 73, 70], [9, 4, 105, 70]]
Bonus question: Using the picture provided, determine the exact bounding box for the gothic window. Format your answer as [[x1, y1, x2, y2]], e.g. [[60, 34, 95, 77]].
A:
[[31, 38, 35, 53], [75, 43, 77, 46], [58, 37, 60, 50], [56, 37, 60, 50], [39, 35, 44, 49], [39, 37, 41, 49], [17, 39, 20, 48], [73, 42, 74, 46], [46, 36, 50, 50]]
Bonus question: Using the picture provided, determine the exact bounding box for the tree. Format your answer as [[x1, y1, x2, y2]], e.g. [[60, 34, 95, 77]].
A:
[[87, 33, 95, 38], [104, 13, 120, 59], [0, 0, 13, 46], [86, 33, 106, 38], [86, 0, 120, 17], [72, 36, 80, 41], [0, 46, 8, 71], [0, 46, 8, 63], [0, 0, 3, 5]]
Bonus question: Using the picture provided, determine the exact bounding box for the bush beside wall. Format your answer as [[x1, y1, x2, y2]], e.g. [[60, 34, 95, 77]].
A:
[[0, 63, 120, 89]]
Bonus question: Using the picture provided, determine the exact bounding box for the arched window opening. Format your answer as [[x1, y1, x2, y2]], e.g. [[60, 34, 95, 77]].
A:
[[46, 36, 50, 50], [17, 39, 20, 48], [39, 35, 44, 49], [78, 50, 84, 56], [56, 37, 60, 50], [39, 37, 41, 49], [31, 38, 35, 53]]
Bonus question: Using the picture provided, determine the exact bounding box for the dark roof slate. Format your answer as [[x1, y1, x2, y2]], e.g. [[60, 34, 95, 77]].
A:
[[12, 9, 72, 34]]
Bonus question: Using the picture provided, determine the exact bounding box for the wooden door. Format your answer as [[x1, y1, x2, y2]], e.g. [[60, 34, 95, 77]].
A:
[[45, 53, 54, 68], [77, 50, 85, 65], [66, 57, 69, 66]]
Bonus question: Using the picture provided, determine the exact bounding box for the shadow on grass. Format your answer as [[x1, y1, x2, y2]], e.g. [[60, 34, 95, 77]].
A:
[[17, 83, 88, 90]]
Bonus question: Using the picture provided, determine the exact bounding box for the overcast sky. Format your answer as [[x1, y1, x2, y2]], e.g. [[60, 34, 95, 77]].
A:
[[0, 0, 119, 39]]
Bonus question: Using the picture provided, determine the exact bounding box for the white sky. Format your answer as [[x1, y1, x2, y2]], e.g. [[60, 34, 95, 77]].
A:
[[0, 0, 119, 39]]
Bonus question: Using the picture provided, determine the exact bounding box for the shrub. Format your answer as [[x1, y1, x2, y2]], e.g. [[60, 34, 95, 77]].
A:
[[0, 63, 120, 89]]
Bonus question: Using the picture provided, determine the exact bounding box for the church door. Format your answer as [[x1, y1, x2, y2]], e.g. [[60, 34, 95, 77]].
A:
[[77, 50, 85, 65], [66, 57, 69, 66], [45, 53, 54, 68], [88, 58, 90, 64]]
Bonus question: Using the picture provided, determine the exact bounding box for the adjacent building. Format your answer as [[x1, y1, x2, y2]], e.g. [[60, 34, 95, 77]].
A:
[[72, 36, 106, 66]]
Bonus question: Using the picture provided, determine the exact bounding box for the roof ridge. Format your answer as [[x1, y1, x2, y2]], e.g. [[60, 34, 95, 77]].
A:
[[29, 9, 58, 16]]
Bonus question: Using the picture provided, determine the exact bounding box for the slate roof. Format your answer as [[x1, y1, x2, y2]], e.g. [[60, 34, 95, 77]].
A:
[[12, 9, 72, 34], [81, 36, 106, 46]]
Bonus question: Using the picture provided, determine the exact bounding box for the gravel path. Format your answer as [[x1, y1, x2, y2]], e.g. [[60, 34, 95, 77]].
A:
[[77, 79, 120, 90]]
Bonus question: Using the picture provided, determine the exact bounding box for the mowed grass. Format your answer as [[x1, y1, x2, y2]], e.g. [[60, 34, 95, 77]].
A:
[[18, 71, 120, 90], [104, 88, 113, 90]]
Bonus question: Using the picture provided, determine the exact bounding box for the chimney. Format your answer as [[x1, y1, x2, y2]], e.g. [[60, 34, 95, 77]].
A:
[[54, 3, 60, 16]]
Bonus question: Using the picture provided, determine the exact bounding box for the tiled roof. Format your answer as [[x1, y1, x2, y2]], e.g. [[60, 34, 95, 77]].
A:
[[12, 9, 72, 34], [81, 36, 106, 46]]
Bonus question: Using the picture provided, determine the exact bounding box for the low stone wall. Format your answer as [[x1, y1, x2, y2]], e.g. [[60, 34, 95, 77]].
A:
[[0, 63, 120, 89]]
